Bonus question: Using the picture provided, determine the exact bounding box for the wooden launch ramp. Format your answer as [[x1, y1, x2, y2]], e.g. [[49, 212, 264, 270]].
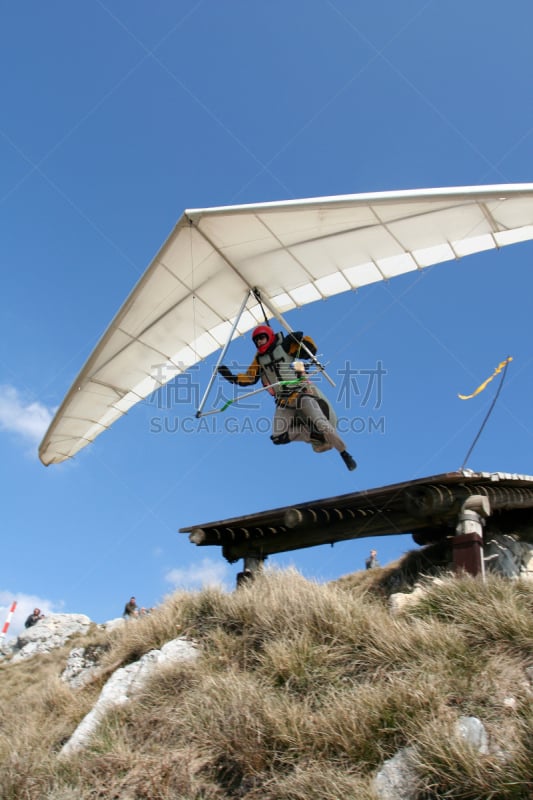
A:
[[180, 470, 533, 579]]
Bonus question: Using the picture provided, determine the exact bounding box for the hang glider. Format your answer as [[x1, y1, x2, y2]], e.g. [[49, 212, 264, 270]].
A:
[[39, 183, 533, 466]]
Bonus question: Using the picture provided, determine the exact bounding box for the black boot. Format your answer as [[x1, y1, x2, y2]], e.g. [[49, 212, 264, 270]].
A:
[[340, 450, 357, 471]]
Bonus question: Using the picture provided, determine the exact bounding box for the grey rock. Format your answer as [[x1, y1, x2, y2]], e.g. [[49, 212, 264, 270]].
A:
[[12, 614, 92, 662], [60, 636, 198, 756], [456, 715, 488, 753], [374, 717, 490, 799], [483, 534, 533, 579], [61, 645, 108, 688], [375, 746, 419, 800]]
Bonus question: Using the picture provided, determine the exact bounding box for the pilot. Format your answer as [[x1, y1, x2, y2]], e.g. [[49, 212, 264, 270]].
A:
[[218, 325, 356, 471]]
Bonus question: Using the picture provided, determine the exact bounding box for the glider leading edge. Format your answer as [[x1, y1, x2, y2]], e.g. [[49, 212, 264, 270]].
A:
[[38, 183, 533, 467]]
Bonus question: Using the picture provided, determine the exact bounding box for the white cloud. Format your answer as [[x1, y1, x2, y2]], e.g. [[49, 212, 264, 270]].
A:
[[0, 590, 63, 640], [0, 385, 54, 444], [164, 557, 230, 591]]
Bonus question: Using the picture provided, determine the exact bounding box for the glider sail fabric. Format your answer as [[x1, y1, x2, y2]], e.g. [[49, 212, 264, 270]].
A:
[[39, 183, 533, 465]]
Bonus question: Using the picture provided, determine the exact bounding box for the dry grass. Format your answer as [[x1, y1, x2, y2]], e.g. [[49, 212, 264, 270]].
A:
[[411, 711, 533, 799], [0, 653, 101, 798], [410, 574, 533, 656], [0, 567, 532, 798]]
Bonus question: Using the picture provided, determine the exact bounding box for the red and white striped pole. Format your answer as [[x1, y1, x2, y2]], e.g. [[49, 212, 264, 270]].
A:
[[0, 601, 17, 644]]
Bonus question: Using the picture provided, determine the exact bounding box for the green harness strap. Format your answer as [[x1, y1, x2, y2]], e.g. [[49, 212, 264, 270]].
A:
[[219, 377, 307, 412]]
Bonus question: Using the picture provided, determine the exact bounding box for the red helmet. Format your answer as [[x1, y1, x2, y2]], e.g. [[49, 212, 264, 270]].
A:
[[252, 325, 275, 354]]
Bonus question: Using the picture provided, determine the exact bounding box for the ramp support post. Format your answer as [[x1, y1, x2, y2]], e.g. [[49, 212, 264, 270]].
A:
[[453, 495, 490, 577], [236, 555, 265, 588]]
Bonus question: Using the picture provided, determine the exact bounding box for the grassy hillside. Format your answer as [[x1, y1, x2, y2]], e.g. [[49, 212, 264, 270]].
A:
[[0, 564, 532, 799]]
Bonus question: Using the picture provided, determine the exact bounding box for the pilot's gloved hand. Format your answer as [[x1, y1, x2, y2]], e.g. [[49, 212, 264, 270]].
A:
[[217, 365, 237, 384]]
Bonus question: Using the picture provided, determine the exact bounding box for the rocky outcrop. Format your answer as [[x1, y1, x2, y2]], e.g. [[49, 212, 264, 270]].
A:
[[1, 609, 199, 757], [61, 644, 110, 688], [9, 614, 92, 662], [388, 535, 533, 615], [374, 716, 489, 800], [60, 637, 198, 756], [484, 534, 533, 578], [0, 615, 128, 664]]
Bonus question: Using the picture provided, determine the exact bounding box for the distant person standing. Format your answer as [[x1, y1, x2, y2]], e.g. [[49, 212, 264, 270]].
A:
[[24, 608, 45, 628], [123, 596, 139, 618], [365, 549, 380, 569]]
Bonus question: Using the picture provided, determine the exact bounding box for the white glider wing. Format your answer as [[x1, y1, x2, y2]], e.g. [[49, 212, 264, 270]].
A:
[[39, 183, 533, 465]]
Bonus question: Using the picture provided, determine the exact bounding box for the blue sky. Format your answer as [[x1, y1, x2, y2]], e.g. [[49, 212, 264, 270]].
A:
[[1, 1, 533, 637]]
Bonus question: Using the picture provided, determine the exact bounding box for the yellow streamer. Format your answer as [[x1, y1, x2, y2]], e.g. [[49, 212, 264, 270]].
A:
[[458, 357, 513, 400]]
